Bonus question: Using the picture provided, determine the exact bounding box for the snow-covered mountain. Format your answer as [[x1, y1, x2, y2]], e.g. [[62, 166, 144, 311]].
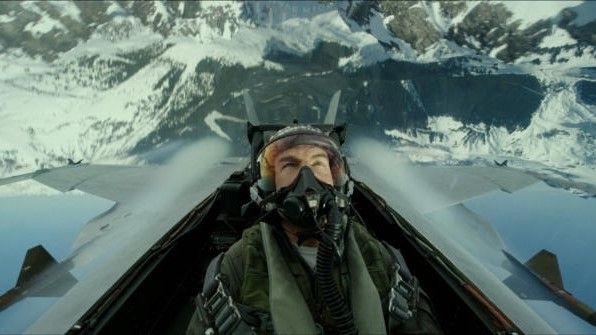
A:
[[371, 1, 595, 65], [0, 1, 594, 196]]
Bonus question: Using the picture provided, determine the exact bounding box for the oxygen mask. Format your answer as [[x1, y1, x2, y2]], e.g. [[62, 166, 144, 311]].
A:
[[276, 166, 349, 247], [277, 166, 334, 229]]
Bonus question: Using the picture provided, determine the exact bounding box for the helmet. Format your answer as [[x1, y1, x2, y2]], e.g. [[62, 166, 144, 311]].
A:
[[257, 125, 348, 193]]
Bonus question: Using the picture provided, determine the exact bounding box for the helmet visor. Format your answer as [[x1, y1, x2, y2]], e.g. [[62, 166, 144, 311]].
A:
[[259, 132, 347, 189]]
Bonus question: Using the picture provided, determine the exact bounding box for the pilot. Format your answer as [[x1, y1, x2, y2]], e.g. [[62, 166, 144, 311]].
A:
[[187, 125, 442, 334]]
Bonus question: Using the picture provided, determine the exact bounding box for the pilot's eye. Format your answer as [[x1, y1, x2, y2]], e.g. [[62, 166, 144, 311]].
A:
[[282, 162, 298, 170], [311, 160, 327, 168]]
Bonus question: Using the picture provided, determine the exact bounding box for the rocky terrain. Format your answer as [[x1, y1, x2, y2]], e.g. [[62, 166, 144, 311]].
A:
[[0, 0, 594, 196]]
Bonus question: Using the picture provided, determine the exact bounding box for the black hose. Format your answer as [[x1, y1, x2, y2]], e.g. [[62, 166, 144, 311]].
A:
[[315, 200, 358, 335]]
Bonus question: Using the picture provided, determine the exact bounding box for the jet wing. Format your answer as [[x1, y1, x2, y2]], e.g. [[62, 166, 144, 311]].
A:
[[0, 138, 247, 334], [347, 137, 555, 334], [347, 138, 538, 214], [0, 165, 158, 203]]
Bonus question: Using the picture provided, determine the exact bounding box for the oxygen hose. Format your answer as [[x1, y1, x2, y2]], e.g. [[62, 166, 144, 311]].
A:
[[315, 198, 358, 335]]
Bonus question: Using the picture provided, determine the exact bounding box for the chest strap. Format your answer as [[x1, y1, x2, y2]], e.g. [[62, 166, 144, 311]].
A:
[[261, 222, 387, 334], [260, 222, 320, 334], [345, 228, 387, 334]]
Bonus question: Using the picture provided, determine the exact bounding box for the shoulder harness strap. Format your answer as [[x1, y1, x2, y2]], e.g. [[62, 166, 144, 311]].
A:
[[202, 252, 225, 297], [197, 254, 263, 334], [381, 241, 420, 325]]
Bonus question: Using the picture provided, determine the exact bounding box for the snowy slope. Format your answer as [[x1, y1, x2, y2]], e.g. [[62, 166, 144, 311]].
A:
[[384, 86, 596, 196], [370, 0, 595, 67], [0, 5, 326, 177], [0, 1, 594, 197], [385, 88, 595, 165], [0, 1, 247, 194]]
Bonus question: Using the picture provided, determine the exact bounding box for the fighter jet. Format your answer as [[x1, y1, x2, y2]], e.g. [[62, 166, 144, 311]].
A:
[[67, 159, 83, 166], [495, 160, 508, 167], [0, 92, 594, 335]]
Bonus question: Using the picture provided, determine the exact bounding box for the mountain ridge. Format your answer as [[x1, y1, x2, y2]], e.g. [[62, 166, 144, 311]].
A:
[[0, 1, 594, 197]]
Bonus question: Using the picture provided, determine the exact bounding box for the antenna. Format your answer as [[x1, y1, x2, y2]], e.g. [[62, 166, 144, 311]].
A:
[[323, 90, 341, 125], [243, 89, 260, 125]]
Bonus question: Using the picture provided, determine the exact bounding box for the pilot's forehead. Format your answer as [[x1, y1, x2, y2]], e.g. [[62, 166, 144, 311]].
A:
[[275, 145, 329, 162]]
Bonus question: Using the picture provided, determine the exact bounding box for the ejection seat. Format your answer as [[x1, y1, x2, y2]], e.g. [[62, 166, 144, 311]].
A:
[[209, 169, 256, 253]]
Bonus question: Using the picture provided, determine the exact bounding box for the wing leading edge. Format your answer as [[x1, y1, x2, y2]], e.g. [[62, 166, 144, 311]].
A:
[[0, 164, 159, 203], [0, 138, 247, 334], [348, 137, 538, 214], [347, 137, 554, 334]]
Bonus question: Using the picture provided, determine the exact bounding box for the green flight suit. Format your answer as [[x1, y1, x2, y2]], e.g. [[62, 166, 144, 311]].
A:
[[203, 220, 442, 334]]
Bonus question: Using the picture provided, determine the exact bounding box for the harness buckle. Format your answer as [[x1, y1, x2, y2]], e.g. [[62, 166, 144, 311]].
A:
[[388, 264, 418, 323], [202, 276, 244, 333]]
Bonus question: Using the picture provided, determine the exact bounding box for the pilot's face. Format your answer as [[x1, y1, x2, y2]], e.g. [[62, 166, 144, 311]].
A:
[[274, 145, 333, 190]]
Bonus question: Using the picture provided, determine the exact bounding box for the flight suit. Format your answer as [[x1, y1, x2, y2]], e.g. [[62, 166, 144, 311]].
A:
[[187, 219, 442, 334]]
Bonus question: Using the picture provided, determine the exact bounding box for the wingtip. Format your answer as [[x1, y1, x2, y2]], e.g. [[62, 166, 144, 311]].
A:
[[525, 249, 564, 290], [16, 245, 58, 288]]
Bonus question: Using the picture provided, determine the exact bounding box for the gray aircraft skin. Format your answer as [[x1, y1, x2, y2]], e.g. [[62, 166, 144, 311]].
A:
[[0, 95, 595, 334], [0, 139, 245, 334]]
